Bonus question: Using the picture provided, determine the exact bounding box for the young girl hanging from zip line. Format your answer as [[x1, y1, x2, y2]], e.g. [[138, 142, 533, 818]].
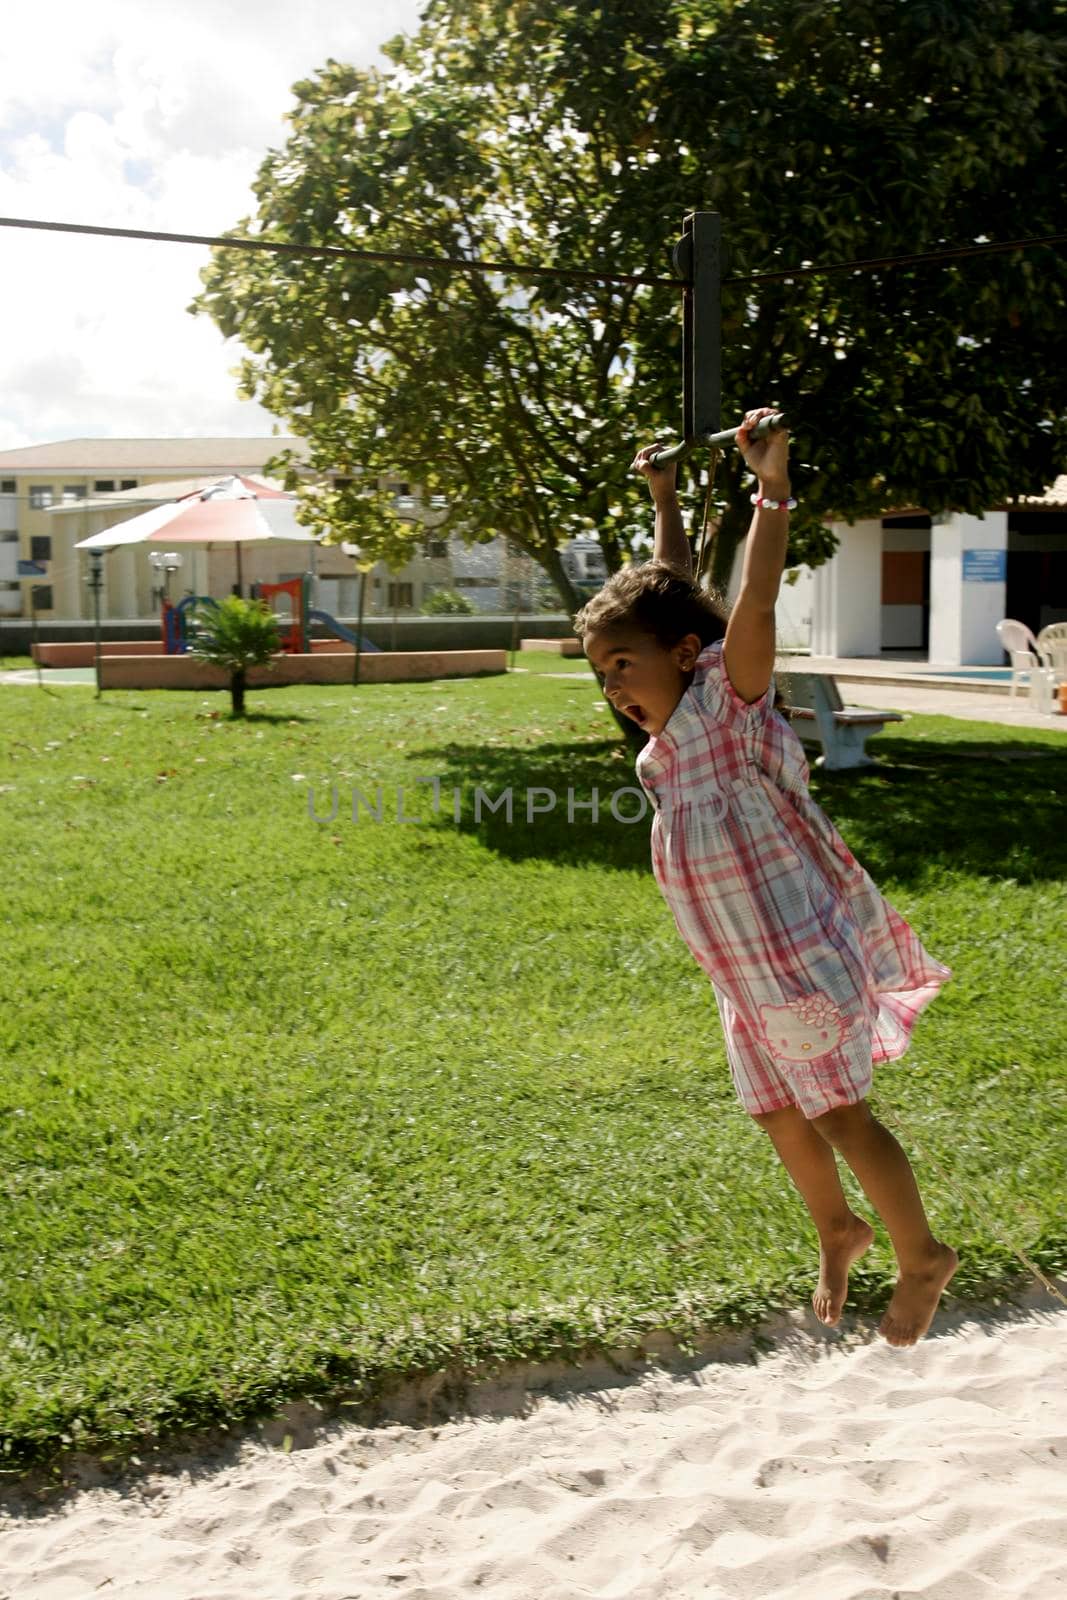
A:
[[575, 408, 958, 1346]]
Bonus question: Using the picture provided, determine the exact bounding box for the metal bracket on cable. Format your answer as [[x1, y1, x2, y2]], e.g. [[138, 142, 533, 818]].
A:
[[647, 210, 788, 468]]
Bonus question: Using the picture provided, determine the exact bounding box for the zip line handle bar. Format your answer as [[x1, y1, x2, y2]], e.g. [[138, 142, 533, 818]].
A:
[[646, 412, 789, 469]]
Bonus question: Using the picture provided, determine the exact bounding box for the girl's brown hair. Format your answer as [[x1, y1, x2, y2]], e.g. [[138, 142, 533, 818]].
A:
[[575, 560, 794, 718], [572, 559, 728, 650]]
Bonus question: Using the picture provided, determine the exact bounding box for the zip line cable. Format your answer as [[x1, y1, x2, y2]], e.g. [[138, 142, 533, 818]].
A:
[[734, 232, 1067, 285], [0, 215, 682, 290], [0, 214, 1064, 291]]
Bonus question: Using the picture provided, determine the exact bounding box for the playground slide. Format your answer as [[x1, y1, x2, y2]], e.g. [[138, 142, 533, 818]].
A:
[[306, 607, 381, 652]]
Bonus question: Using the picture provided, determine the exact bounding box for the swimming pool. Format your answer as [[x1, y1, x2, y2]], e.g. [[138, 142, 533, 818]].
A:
[[916, 667, 1012, 682]]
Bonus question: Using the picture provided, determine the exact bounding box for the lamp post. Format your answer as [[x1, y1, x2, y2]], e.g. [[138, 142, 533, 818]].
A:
[[148, 550, 183, 607], [506, 538, 523, 669], [149, 552, 184, 652], [86, 550, 105, 698], [341, 541, 367, 687]]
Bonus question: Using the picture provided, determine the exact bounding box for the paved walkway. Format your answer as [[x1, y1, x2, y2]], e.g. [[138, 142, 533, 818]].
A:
[[781, 654, 1066, 731], [1, 667, 97, 685], [808, 678, 1066, 733], [513, 665, 1066, 734]]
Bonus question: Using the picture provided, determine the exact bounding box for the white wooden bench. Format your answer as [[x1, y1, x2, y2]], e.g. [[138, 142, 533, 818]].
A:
[[776, 672, 902, 770]]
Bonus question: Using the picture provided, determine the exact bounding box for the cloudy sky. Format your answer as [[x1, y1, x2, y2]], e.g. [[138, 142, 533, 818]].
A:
[[0, 0, 425, 451]]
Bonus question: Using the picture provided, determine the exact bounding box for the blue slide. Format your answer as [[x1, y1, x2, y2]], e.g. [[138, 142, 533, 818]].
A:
[[306, 607, 381, 652]]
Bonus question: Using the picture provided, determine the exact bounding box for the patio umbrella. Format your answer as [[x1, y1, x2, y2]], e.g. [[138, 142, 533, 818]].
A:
[[74, 475, 318, 594]]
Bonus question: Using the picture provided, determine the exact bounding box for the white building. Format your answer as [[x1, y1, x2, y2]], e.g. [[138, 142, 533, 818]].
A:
[[801, 480, 1067, 665]]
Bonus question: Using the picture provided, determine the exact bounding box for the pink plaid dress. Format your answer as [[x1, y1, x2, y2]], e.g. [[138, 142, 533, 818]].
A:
[[634, 640, 950, 1119]]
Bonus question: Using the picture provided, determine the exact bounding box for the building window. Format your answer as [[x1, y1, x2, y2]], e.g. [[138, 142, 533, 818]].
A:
[[1, 480, 15, 494], [94, 480, 116, 493], [423, 536, 448, 558], [120, 479, 138, 491], [29, 486, 54, 510], [31, 535, 52, 562], [334, 476, 353, 489], [386, 581, 414, 608], [62, 485, 87, 503]]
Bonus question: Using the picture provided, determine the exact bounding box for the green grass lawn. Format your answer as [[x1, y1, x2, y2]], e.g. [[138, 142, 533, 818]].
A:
[[1, 668, 1064, 1483]]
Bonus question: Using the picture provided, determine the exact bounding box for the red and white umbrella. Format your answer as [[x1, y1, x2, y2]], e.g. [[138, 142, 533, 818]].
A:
[[74, 475, 318, 592]]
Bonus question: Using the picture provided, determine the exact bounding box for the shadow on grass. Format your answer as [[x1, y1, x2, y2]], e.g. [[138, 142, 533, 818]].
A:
[[811, 734, 1067, 885], [66, 698, 318, 724], [408, 733, 1067, 883], [407, 737, 652, 871], [228, 710, 318, 725]]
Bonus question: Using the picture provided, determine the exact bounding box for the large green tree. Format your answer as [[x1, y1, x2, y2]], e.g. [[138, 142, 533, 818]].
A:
[[192, 0, 1066, 601]]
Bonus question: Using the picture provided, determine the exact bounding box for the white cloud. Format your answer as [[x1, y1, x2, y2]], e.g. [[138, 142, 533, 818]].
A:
[[0, 0, 425, 449]]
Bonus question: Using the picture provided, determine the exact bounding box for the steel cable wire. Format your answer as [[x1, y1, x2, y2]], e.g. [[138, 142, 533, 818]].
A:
[[0, 214, 1064, 290]]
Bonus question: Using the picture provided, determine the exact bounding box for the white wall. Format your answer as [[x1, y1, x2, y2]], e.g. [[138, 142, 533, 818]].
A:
[[722, 546, 813, 651], [928, 512, 1008, 666], [810, 519, 883, 657], [776, 565, 814, 649]]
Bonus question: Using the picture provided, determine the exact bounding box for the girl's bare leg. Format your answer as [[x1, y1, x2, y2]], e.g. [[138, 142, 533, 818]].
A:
[[752, 1105, 875, 1325], [810, 1100, 959, 1346]]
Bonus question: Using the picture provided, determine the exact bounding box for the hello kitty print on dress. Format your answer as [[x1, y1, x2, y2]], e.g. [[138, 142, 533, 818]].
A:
[[759, 994, 845, 1064]]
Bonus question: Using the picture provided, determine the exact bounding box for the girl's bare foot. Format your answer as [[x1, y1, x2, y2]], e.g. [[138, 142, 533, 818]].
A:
[[880, 1242, 959, 1347], [813, 1215, 875, 1325]]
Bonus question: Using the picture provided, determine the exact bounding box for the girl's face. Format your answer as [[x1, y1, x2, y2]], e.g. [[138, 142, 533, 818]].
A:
[[585, 626, 703, 736]]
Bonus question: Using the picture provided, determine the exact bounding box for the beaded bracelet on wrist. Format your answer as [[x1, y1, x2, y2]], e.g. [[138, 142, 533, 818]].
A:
[[751, 492, 797, 512]]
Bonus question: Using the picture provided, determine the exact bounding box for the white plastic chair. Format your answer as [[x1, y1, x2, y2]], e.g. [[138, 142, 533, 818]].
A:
[[995, 619, 1042, 698], [1037, 622, 1067, 682]]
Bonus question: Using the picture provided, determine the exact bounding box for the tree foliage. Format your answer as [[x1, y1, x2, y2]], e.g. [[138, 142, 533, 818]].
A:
[[421, 587, 477, 614], [191, 0, 1067, 599]]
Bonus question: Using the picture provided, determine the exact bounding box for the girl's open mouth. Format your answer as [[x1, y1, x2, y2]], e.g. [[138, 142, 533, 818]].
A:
[[625, 704, 646, 725]]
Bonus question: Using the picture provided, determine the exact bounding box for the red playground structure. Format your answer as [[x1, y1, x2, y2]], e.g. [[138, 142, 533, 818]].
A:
[[161, 573, 378, 657], [255, 578, 306, 653], [162, 576, 310, 655]]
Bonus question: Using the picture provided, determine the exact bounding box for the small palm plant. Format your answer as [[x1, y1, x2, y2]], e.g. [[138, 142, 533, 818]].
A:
[[187, 596, 282, 718]]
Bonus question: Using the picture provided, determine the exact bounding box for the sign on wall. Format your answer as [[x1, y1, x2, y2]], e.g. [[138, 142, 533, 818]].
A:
[[962, 549, 1007, 583]]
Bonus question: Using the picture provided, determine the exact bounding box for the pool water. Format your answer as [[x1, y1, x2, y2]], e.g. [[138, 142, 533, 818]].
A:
[[916, 667, 1012, 681]]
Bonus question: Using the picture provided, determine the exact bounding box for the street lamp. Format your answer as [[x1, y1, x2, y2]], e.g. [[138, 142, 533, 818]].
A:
[[85, 549, 105, 699], [148, 550, 183, 606], [341, 540, 368, 687]]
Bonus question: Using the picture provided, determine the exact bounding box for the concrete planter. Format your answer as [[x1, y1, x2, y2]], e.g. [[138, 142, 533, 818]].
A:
[[520, 638, 585, 656], [98, 650, 508, 690]]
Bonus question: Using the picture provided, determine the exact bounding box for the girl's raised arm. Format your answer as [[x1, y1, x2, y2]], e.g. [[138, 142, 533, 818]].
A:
[[722, 408, 792, 705], [632, 444, 693, 578]]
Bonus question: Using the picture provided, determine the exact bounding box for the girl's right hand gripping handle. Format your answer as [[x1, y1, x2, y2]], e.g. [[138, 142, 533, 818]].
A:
[[647, 411, 789, 469]]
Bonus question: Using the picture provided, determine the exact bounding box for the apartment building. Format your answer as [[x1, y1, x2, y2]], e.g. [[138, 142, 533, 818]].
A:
[[0, 438, 315, 619], [0, 438, 546, 622]]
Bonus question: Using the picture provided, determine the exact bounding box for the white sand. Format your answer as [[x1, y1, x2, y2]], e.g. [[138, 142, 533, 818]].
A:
[[1, 1293, 1064, 1600]]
